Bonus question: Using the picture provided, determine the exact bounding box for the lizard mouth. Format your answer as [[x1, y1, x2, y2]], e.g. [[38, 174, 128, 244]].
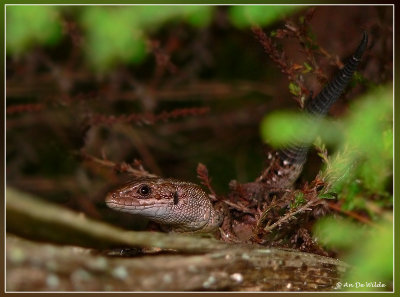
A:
[[105, 192, 141, 208], [105, 192, 169, 209]]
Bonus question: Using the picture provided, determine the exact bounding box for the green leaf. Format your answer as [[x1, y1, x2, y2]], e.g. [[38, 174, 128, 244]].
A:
[[260, 111, 341, 147], [80, 6, 215, 72], [7, 6, 62, 55], [313, 216, 367, 249], [318, 192, 337, 200], [302, 62, 312, 73], [288, 82, 301, 96], [81, 7, 147, 72], [344, 221, 393, 291], [229, 6, 301, 28], [181, 6, 214, 27], [314, 217, 393, 291]]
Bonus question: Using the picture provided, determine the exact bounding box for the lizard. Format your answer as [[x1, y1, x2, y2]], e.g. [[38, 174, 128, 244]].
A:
[[105, 32, 368, 234]]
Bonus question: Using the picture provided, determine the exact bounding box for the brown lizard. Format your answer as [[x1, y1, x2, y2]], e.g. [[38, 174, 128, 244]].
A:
[[105, 32, 368, 234], [106, 178, 224, 233]]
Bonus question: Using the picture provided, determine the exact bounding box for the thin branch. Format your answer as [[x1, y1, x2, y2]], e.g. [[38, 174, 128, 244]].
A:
[[90, 107, 210, 126], [80, 152, 157, 178], [264, 198, 317, 233]]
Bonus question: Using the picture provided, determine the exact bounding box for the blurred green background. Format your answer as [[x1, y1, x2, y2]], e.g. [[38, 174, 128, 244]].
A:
[[6, 5, 393, 291]]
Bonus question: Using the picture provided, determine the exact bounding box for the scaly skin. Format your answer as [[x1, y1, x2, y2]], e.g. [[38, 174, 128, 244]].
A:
[[106, 177, 224, 232], [106, 33, 368, 233]]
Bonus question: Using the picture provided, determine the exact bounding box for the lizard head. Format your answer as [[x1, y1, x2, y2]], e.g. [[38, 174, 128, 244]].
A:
[[105, 177, 219, 232], [105, 177, 179, 213]]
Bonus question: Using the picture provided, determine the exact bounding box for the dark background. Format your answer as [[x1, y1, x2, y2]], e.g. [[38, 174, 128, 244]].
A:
[[6, 6, 393, 230]]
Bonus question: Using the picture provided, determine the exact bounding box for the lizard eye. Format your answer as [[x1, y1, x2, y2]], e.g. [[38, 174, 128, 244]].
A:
[[138, 185, 151, 196]]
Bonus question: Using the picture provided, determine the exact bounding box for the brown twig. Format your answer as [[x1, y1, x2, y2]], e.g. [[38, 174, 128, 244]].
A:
[[80, 152, 157, 178], [223, 200, 254, 215], [264, 197, 317, 233], [6, 103, 45, 115], [251, 26, 309, 105], [90, 107, 210, 126], [196, 163, 217, 198]]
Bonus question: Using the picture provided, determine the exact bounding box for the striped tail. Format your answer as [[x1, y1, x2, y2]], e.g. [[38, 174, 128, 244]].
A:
[[279, 31, 368, 165]]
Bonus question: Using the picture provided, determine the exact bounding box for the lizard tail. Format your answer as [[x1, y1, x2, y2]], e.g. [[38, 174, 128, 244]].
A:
[[278, 31, 368, 164], [306, 31, 368, 115]]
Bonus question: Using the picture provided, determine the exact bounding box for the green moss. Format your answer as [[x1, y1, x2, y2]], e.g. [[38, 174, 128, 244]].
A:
[[290, 192, 306, 208]]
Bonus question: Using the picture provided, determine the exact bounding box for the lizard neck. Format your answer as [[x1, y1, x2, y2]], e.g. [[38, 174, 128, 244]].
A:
[[167, 191, 224, 233]]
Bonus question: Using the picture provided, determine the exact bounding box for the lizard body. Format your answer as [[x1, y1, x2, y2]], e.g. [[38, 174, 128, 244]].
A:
[[106, 32, 368, 233]]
